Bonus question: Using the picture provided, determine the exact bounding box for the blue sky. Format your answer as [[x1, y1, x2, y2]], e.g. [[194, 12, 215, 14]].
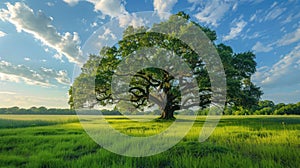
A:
[[0, 0, 300, 108]]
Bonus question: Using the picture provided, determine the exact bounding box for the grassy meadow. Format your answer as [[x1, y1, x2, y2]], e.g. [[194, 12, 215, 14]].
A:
[[0, 115, 299, 167]]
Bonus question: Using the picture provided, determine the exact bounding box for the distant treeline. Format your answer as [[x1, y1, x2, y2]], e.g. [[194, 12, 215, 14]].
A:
[[0, 100, 299, 115], [222, 100, 300, 115], [181, 100, 300, 115], [0, 106, 121, 115]]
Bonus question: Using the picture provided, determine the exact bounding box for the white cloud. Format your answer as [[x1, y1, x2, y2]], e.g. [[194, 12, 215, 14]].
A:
[[63, 0, 80, 6], [250, 14, 256, 22], [64, 0, 127, 18], [118, 13, 146, 28], [55, 70, 70, 85], [281, 14, 293, 24], [86, 0, 127, 18], [253, 44, 300, 88], [242, 31, 262, 40], [46, 2, 55, 7], [223, 20, 247, 41], [252, 41, 273, 53], [277, 26, 300, 46], [262, 4, 286, 22], [98, 27, 117, 40], [247, 0, 264, 4], [193, 1, 232, 27], [250, 3, 286, 23], [232, 2, 238, 11], [94, 27, 119, 49], [270, 1, 278, 8], [0, 72, 54, 87], [252, 66, 270, 85], [153, 0, 178, 19], [187, 0, 199, 3], [0, 60, 70, 87], [24, 57, 30, 61], [0, 30, 6, 38], [187, 0, 200, 11], [53, 53, 63, 62], [0, 91, 17, 95], [91, 22, 98, 28], [64, 0, 144, 28], [0, 2, 84, 65]]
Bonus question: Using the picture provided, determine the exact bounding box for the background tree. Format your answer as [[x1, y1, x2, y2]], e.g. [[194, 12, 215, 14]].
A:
[[216, 44, 262, 113], [69, 12, 262, 119], [274, 103, 300, 115], [71, 55, 102, 109], [254, 100, 275, 115]]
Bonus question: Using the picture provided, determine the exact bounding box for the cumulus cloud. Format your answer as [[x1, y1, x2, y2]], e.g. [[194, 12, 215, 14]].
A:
[[0, 72, 53, 87], [277, 26, 300, 46], [88, 0, 145, 28], [98, 27, 117, 41], [252, 41, 273, 53], [40, 67, 70, 85], [223, 20, 247, 41], [0, 2, 84, 65], [0, 30, 6, 38], [64, 0, 127, 18], [192, 1, 232, 27], [92, 27, 119, 50], [88, 0, 127, 17], [63, 0, 144, 28], [118, 13, 146, 28], [0, 60, 70, 87], [63, 0, 80, 6], [252, 66, 270, 85], [253, 44, 300, 88], [153, 0, 178, 19]]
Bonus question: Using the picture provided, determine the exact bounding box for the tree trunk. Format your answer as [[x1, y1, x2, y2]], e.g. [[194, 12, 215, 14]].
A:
[[157, 91, 177, 120], [159, 109, 175, 120]]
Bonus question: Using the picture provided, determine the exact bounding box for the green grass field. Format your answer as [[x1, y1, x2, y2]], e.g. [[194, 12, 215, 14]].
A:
[[0, 115, 299, 168]]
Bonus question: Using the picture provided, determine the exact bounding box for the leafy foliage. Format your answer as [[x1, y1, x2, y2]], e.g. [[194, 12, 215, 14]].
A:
[[69, 12, 262, 118], [222, 100, 300, 115]]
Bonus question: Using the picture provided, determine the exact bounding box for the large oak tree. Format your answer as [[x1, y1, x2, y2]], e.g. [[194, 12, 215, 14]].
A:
[[69, 12, 262, 119]]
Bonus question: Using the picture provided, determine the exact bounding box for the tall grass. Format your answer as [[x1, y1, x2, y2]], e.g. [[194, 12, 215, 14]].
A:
[[0, 115, 79, 128], [0, 115, 299, 167]]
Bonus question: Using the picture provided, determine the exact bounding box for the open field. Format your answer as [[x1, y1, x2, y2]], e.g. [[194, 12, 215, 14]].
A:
[[0, 115, 299, 167]]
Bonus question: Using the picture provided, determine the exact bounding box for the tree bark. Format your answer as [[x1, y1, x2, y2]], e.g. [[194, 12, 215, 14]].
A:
[[159, 109, 175, 120]]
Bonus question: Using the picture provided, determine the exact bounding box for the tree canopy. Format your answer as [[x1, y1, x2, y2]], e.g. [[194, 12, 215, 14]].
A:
[[69, 12, 262, 119]]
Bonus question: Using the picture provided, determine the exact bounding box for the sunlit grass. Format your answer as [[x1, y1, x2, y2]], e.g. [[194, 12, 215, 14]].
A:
[[0, 115, 78, 121], [0, 115, 299, 167], [0, 115, 79, 128]]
